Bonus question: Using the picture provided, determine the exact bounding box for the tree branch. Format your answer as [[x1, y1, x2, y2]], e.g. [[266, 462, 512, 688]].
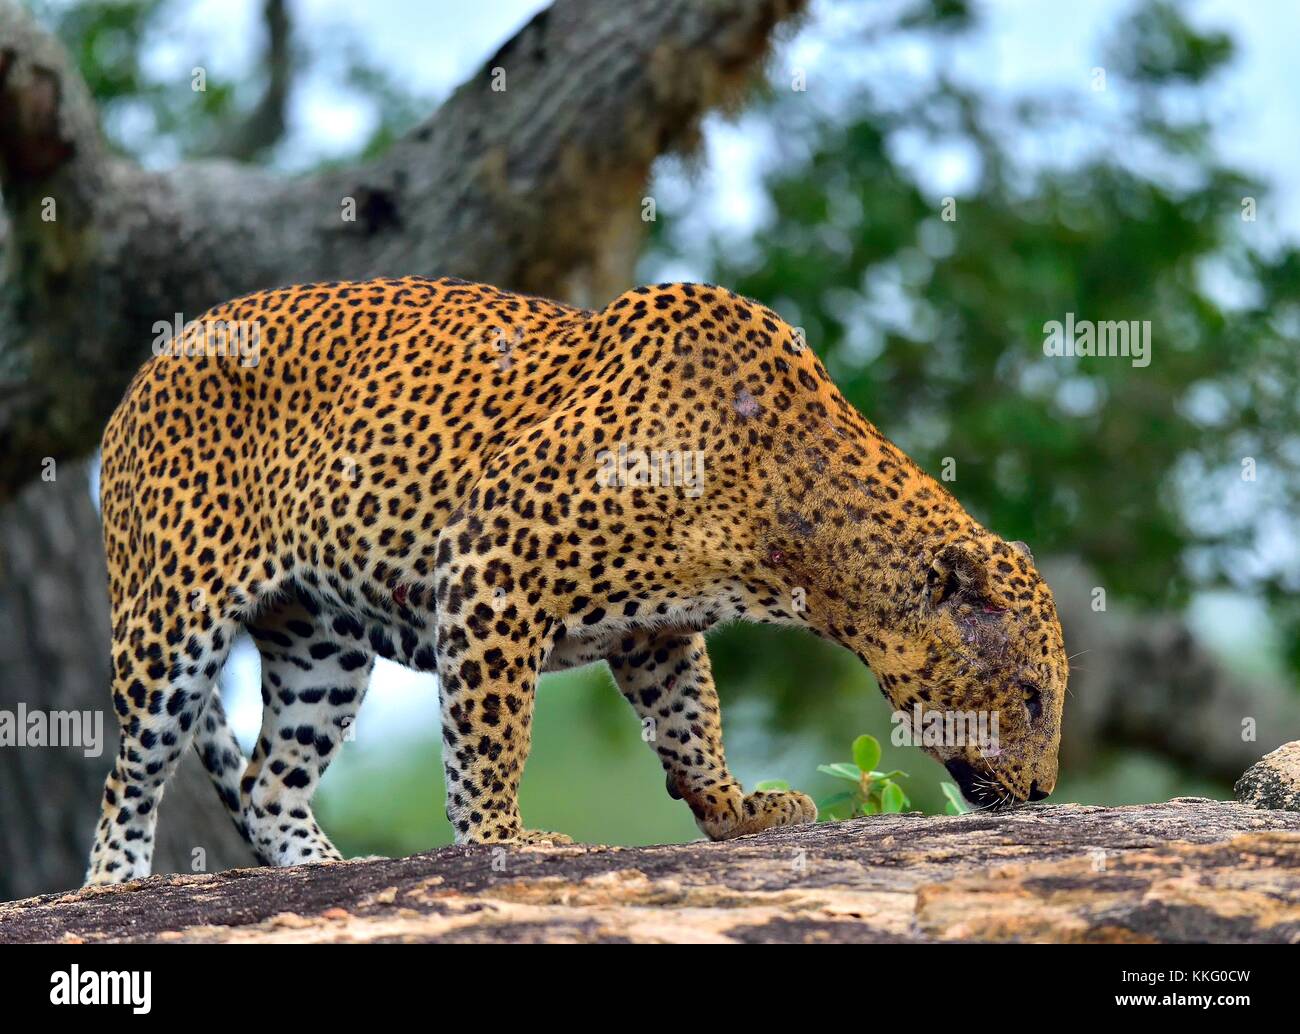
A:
[[202, 0, 293, 162], [1046, 557, 1300, 782]]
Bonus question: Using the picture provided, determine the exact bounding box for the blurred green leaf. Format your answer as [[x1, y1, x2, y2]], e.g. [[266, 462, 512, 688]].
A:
[[852, 734, 882, 774], [941, 782, 972, 815], [818, 762, 865, 783], [817, 790, 857, 813]]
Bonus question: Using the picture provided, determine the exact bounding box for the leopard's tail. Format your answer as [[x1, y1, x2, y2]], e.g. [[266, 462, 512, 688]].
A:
[[193, 689, 253, 844]]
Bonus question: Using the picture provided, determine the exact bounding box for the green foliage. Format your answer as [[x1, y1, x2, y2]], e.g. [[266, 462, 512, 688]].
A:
[[793, 734, 971, 819], [47, 0, 166, 106], [45, 0, 245, 159], [816, 734, 913, 818], [44, 0, 428, 165], [940, 781, 971, 815], [1107, 0, 1233, 85]]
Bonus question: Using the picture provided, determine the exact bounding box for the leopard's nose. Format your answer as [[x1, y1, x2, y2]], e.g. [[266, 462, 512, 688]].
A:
[[1028, 780, 1050, 802]]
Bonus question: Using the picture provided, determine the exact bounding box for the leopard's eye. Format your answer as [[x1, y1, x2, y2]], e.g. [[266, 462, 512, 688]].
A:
[[1021, 681, 1043, 721]]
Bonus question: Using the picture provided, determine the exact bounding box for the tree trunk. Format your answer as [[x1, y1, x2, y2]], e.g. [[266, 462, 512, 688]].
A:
[[1045, 557, 1300, 782]]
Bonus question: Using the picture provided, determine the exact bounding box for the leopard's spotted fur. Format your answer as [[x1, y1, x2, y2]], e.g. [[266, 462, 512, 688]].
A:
[[86, 276, 1066, 884]]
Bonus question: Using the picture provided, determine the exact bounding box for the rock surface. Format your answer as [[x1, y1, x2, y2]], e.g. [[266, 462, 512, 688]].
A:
[[3, 799, 1299, 944], [1236, 740, 1300, 813]]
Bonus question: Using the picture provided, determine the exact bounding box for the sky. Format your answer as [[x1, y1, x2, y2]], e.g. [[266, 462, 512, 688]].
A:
[[74, 0, 1300, 744]]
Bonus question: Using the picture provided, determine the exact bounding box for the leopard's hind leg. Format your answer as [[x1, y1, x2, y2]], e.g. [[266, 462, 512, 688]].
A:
[[85, 593, 238, 885], [241, 596, 373, 866]]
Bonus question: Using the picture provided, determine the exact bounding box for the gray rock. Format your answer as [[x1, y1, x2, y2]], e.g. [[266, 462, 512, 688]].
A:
[[4, 800, 1300, 943], [1236, 741, 1300, 812]]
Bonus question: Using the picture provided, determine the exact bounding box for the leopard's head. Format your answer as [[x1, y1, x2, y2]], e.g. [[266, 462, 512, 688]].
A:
[[876, 535, 1067, 809]]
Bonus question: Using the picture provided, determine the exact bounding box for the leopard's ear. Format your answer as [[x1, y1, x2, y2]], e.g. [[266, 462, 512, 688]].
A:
[[1011, 540, 1033, 562], [927, 541, 991, 609]]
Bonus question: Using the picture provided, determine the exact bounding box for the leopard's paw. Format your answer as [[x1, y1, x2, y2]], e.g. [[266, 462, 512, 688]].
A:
[[708, 789, 818, 841], [508, 829, 575, 846]]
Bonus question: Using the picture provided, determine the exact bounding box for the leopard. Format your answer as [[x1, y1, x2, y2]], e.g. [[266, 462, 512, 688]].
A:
[[85, 275, 1067, 885]]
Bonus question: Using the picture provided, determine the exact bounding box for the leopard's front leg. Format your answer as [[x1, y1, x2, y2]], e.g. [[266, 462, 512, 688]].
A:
[[433, 523, 572, 846], [608, 631, 817, 840]]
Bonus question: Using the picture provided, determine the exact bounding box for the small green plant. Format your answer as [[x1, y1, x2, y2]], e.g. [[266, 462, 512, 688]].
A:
[[755, 734, 974, 818], [816, 734, 911, 819], [940, 780, 972, 815]]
